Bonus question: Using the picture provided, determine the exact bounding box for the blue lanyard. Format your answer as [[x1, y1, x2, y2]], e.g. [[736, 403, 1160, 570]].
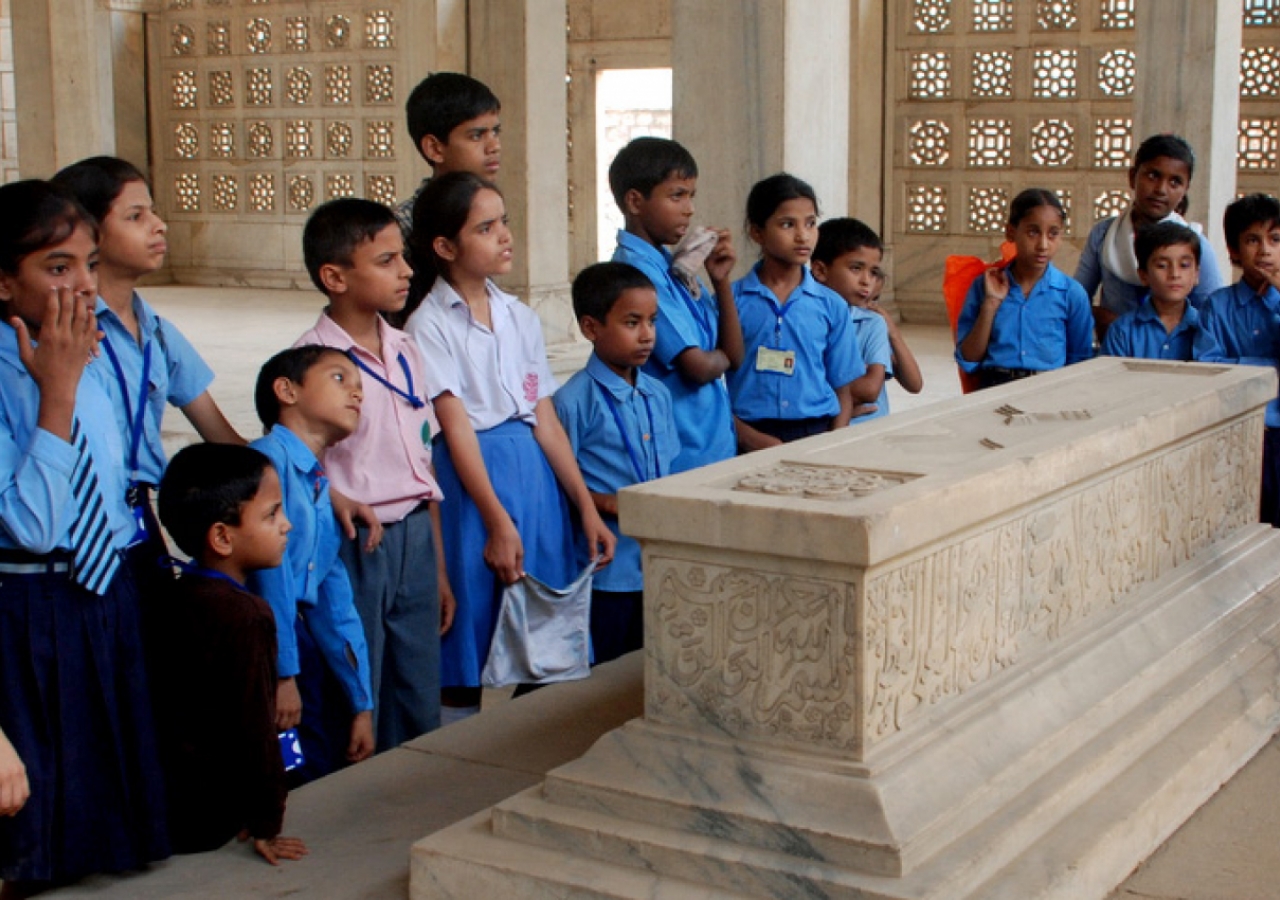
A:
[[346, 349, 425, 409], [172, 558, 248, 592], [665, 260, 715, 348], [101, 335, 153, 479], [597, 382, 661, 484]]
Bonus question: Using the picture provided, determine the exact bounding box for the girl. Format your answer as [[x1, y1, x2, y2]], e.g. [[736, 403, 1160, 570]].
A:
[[956, 188, 1094, 389], [403, 172, 615, 721], [0, 181, 168, 894], [51, 158, 244, 589], [728, 173, 863, 451]]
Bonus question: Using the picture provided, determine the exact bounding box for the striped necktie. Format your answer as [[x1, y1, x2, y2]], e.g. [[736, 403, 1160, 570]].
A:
[[68, 419, 121, 595]]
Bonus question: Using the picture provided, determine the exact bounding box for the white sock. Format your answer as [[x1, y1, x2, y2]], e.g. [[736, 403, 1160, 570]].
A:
[[440, 705, 480, 726]]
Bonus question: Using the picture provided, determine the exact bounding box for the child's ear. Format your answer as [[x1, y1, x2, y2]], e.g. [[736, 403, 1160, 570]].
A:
[[207, 522, 234, 560], [421, 134, 446, 167], [1137, 267, 1151, 287], [623, 188, 646, 218], [579, 315, 603, 341], [1004, 223, 1017, 244], [318, 262, 347, 295], [811, 260, 829, 283], [273, 376, 299, 408], [432, 235, 457, 263], [0, 271, 15, 302]]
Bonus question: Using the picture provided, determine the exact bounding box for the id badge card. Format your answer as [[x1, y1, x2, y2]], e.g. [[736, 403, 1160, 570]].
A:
[[125, 483, 150, 548], [755, 347, 796, 375]]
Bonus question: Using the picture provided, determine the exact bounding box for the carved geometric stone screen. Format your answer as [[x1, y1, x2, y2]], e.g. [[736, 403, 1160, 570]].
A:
[[1241, 11, 1280, 190]]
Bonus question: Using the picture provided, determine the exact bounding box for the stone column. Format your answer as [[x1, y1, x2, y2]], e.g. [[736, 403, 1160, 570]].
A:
[[1135, 0, 1242, 274], [671, 0, 851, 274], [469, 0, 575, 344]]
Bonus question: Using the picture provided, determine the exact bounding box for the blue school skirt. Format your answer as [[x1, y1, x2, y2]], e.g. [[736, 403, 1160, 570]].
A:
[[434, 419, 576, 688], [0, 553, 170, 883]]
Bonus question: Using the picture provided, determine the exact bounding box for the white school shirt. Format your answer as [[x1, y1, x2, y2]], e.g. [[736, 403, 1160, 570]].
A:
[[405, 278, 557, 432]]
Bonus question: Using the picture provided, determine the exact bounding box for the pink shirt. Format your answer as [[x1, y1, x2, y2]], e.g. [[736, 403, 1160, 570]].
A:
[[295, 313, 442, 523]]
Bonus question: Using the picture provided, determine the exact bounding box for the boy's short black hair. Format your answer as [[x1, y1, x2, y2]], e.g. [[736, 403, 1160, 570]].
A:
[[50, 156, 149, 223], [1223, 193, 1280, 251], [813, 217, 883, 266], [158, 443, 273, 560], [405, 72, 500, 162], [608, 137, 698, 209], [572, 262, 655, 323], [1133, 133, 1196, 179], [254, 345, 345, 429], [1135, 221, 1201, 271], [302, 197, 400, 293]]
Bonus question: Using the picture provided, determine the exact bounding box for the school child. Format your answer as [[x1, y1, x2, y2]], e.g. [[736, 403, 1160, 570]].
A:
[[0, 180, 169, 889], [395, 72, 502, 235], [404, 172, 615, 721], [0, 726, 26, 819], [51, 157, 244, 592], [1075, 133, 1224, 340], [152, 443, 306, 865], [1197, 193, 1280, 527], [295, 197, 454, 750], [1100, 221, 1219, 361], [812, 217, 924, 422], [608, 137, 743, 471], [728, 174, 864, 449], [956, 188, 1094, 389], [248, 347, 374, 784], [553, 262, 680, 664]]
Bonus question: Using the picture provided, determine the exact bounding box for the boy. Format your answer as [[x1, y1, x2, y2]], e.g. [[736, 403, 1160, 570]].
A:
[[812, 217, 923, 421], [1198, 193, 1280, 526], [296, 197, 453, 749], [396, 72, 501, 233], [152, 443, 306, 865], [1100, 221, 1219, 361], [609, 137, 742, 472], [249, 346, 375, 784], [553, 262, 680, 663]]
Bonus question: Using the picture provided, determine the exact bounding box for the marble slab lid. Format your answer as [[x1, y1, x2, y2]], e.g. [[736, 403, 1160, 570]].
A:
[[620, 358, 1277, 567]]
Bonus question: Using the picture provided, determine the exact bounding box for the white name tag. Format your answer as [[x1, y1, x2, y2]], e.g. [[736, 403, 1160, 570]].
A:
[[755, 347, 796, 375]]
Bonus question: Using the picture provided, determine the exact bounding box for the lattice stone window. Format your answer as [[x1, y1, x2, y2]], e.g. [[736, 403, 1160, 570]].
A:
[[174, 173, 200, 211], [1093, 117, 1132, 167], [286, 121, 314, 158], [1094, 189, 1130, 221], [1241, 47, 1280, 98], [247, 122, 274, 158], [174, 122, 199, 159], [366, 174, 397, 206], [1031, 119, 1075, 165], [210, 122, 235, 159], [212, 174, 238, 211], [169, 0, 193, 8], [172, 71, 198, 109], [1100, 0, 1135, 29], [967, 118, 1012, 167], [327, 122, 354, 158], [286, 17, 310, 52], [208, 71, 233, 107], [171, 24, 196, 56], [366, 121, 395, 158], [365, 10, 395, 48], [968, 186, 1009, 233], [327, 173, 355, 200], [1245, 0, 1280, 27], [910, 52, 952, 99], [972, 50, 1013, 99], [285, 67, 313, 105], [1098, 48, 1135, 97], [246, 17, 272, 53], [1037, 0, 1078, 30], [207, 20, 231, 55], [1239, 118, 1280, 171], [249, 173, 275, 212], [1054, 189, 1073, 233], [912, 0, 952, 33], [907, 184, 948, 232], [325, 15, 351, 49], [972, 0, 1012, 32], [288, 175, 315, 211], [366, 66, 395, 104], [1033, 49, 1077, 98], [246, 68, 273, 106], [909, 120, 951, 166], [325, 65, 353, 105]]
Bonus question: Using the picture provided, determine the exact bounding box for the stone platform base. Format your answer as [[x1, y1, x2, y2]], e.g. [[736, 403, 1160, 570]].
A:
[[411, 526, 1280, 899]]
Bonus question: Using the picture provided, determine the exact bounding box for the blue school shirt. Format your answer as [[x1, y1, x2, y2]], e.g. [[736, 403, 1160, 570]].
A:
[[955, 262, 1094, 374], [93, 293, 214, 487], [248, 425, 372, 712], [612, 229, 735, 472], [553, 354, 680, 592], [1099, 296, 1220, 362], [1075, 218, 1224, 317], [728, 264, 865, 421], [847, 305, 893, 423], [1198, 280, 1280, 428], [0, 322, 133, 554]]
